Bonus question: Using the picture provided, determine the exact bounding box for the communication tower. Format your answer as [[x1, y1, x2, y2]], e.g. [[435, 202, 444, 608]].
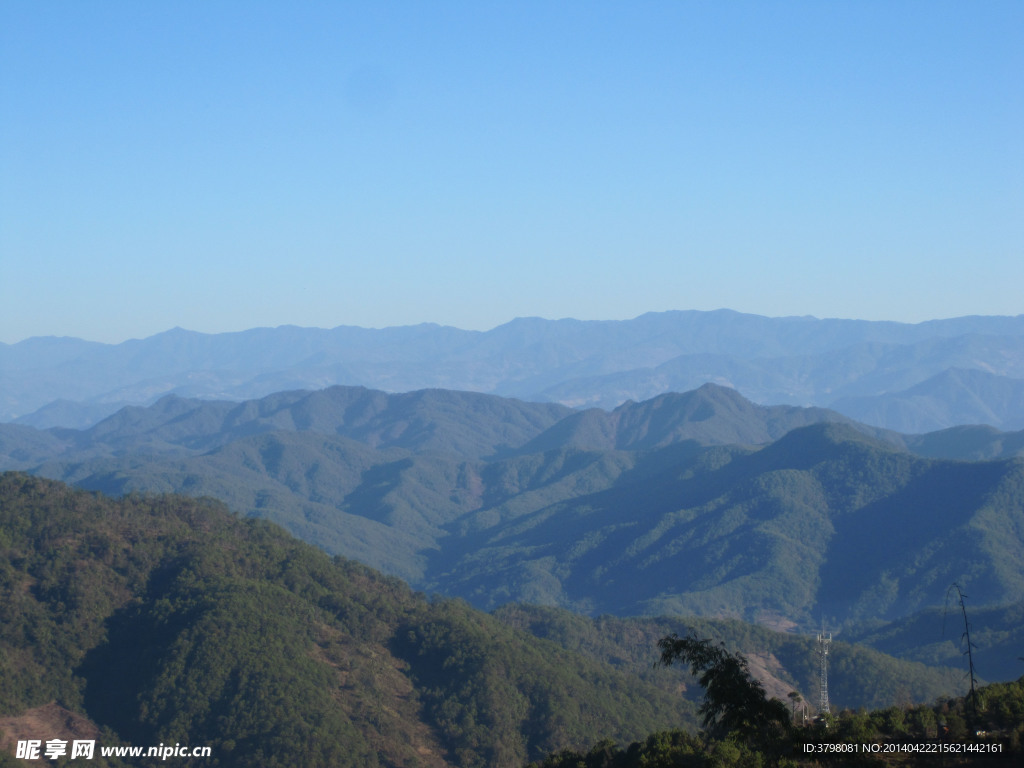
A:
[[816, 626, 831, 714]]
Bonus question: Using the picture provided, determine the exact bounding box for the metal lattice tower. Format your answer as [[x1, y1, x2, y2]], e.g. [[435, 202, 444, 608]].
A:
[[817, 627, 832, 714]]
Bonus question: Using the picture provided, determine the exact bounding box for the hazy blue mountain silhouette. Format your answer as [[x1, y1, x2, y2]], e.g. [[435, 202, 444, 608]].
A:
[[831, 367, 1024, 432], [4, 310, 1024, 430]]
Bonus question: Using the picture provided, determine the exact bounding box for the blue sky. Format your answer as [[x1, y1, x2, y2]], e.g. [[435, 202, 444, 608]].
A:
[[2, 1, 1022, 343]]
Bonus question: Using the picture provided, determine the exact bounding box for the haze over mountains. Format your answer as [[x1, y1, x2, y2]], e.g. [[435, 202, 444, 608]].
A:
[[5, 310, 1024, 432], [3, 381, 1023, 682], [3, 310, 1024, 716]]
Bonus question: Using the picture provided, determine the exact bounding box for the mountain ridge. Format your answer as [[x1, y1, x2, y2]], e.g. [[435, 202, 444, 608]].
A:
[[2, 473, 988, 768], [5, 310, 1024, 431], [833, 367, 1024, 432], [5, 384, 1023, 634]]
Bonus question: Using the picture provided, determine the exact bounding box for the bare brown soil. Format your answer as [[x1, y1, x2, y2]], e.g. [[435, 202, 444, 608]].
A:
[[0, 701, 102, 752]]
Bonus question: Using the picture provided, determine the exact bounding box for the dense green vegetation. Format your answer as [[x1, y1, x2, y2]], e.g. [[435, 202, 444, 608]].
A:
[[0, 473, 701, 767], [440, 423, 1024, 628], [2, 474, 1020, 767], [3, 385, 1024, 638], [3, 326, 1023, 768], [492, 606, 970, 713], [657, 632, 791, 752], [844, 600, 1024, 683], [527, 667, 1024, 767]]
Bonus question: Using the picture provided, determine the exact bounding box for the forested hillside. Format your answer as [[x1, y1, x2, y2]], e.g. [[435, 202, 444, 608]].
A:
[[528, 674, 1024, 767], [1, 475, 1002, 768], [492, 606, 965, 713], [2, 385, 1023, 637], [438, 422, 1024, 625], [0, 474, 698, 767]]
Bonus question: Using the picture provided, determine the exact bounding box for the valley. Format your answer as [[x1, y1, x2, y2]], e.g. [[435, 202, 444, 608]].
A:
[[3, 333, 1024, 765], [2, 382, 1022, 675]]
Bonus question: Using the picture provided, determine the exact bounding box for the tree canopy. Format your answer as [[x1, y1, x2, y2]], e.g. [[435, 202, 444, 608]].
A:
[[658, 632, 791, 753]]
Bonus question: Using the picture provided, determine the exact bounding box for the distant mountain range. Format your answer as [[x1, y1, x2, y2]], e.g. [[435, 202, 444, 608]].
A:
[[4, 383, 1023, 644], [4, 310, 1024, 431], [5, 314, 1023, 760], [833, 367, 1024, 433]]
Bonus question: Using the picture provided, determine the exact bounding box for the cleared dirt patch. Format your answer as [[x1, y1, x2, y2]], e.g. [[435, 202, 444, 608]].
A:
[[0, 702, 102, 752]]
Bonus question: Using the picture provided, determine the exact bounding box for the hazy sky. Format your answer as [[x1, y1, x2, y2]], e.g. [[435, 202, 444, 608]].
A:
[[2, 1, 1022, 343]]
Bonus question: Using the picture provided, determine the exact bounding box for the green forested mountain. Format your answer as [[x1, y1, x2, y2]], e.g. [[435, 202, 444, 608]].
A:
[[1, 381, 891, 469], [1, 474, 995, 768], [515, 383, 889, 453], [902, 424, 1024, 461], [2, 386, 1023, 640], [527, 673, 1024, 767], [0, 473, 699, 767], [491, 605, 969, 713], [3, 475, 986, 768], [434, 423, 1024, 626], [11, 385, 572, 463], [844, 600, 1024, 683]]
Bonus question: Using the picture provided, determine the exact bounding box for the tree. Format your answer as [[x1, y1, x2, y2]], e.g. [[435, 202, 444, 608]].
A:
[[787, 691, 802, 725], [657, 632, 790, 755]]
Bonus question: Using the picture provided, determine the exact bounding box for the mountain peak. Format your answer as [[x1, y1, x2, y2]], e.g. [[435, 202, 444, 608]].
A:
[[753, 421, 898, 471]]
